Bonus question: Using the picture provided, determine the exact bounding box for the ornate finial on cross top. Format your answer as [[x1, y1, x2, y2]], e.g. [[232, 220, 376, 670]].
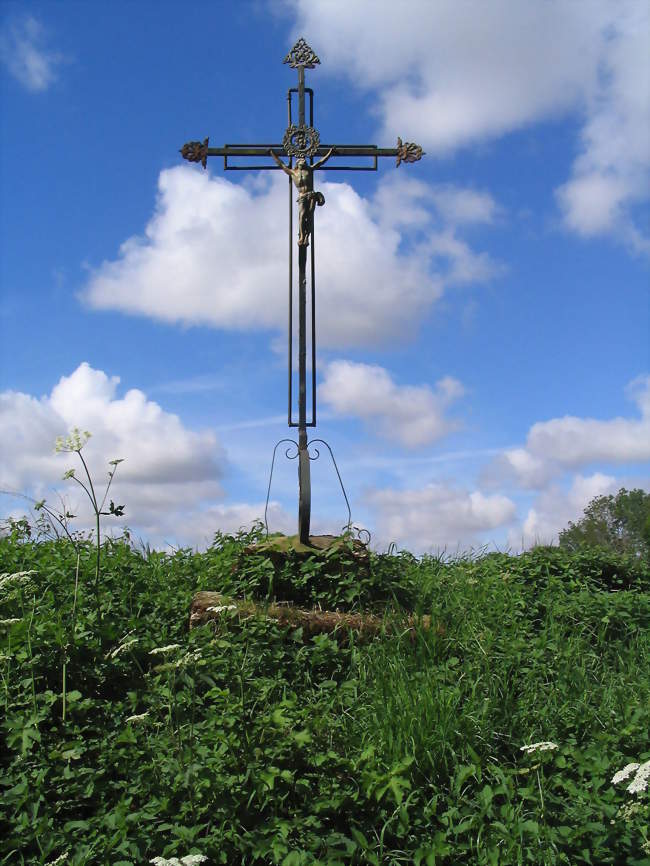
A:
[[283, 37, 320, 69], [180, 39, 424, 544]]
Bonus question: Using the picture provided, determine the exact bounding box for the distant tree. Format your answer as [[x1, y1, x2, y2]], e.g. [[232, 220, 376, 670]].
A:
[[559, 488, 650, 559]]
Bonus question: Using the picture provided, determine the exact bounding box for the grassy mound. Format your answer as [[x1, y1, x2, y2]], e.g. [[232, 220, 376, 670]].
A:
[[1, 521, 648, 865]]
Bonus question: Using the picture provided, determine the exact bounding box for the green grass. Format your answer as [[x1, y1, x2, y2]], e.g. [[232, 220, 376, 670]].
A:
[[1, 520, 649, 865]]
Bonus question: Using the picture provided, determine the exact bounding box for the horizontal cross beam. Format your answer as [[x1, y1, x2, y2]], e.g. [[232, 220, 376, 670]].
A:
[[180, 137, 424, 170]]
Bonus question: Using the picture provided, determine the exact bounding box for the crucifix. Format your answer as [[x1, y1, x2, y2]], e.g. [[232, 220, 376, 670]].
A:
[[180, 38, 423, 544]]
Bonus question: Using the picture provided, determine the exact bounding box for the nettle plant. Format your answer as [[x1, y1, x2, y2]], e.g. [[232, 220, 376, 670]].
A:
[[53, 428, 125, 624]]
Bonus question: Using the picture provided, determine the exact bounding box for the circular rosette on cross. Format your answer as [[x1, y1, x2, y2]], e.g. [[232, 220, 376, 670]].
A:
[[283, 124, 321, 159]]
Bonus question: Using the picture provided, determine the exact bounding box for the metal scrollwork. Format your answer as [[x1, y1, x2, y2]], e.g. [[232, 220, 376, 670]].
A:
[[264, 438, 298, 534], [283, 38, 320, 69], [283, 124, 321, 158], [180, 137, 209, 169], [354, 527, 371, 545], [396, 137, 424, 167]]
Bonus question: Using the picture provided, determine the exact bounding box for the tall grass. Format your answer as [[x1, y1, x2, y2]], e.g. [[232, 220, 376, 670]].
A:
[[0, 520, 648, 865]]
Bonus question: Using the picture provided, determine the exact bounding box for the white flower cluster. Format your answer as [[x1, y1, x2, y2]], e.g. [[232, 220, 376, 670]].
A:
[[206, 604, 237, 614], [0, 617, 21, 627], [0, 570, 36, 593], [174, 649, 202, 669], [149, 644, 182, 656], [108, 637, 139, 659], [612, 760, 650, 795], [55, 428, 91, 453], [520, 741, 558, 754], [150, 855, 208, 866], [125, 711, 149, 724]]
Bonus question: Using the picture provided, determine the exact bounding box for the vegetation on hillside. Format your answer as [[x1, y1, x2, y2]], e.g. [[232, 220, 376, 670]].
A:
[[559, 488, 650, 560], [1, 515, 648, 865]]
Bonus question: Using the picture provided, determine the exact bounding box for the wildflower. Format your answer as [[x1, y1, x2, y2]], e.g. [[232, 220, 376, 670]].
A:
[[520, 741, 558, 754], [150, 856, 208, 866], [55, 428, 91, 453], [108, 638, 139, 658], [0, 570, 36, 592], [125, 711, 149, 724], [45, 852, 69, 866], [627, 761, 650, 795], [175, 649, 202, 669], [206, 604, 237, 613], [149, 643, 181, 656], [612, 763, 640, 785], [0, 617, 21, 627], [615, 800, 642, 823]]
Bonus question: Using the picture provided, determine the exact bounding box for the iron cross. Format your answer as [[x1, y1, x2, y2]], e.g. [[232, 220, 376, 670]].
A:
[[180, 38, 423, 544]]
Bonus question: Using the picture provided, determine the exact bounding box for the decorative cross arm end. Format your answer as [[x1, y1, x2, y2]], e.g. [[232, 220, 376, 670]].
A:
[[396, 137, 425, 167], [180, 137, 210, 169]]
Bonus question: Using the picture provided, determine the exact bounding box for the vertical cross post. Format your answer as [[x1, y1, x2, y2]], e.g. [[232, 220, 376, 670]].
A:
[[180, 38, 423, 544]]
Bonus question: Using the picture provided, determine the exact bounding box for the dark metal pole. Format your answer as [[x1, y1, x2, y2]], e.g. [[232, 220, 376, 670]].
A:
[[296, 63, 311, 543], [297, 243, 311, 543]]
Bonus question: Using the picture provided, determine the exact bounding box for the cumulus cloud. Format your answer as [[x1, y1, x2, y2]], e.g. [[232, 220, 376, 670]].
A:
[[0, 16, 65, 92], [320, 360, 464, 447], [286, 0, 649, 249], [513, 472, 619, 548], [0, 362, 282, 548], [485, 375, 650, 489], [81, 166, 501, 349], [366, 482, 516, 552]]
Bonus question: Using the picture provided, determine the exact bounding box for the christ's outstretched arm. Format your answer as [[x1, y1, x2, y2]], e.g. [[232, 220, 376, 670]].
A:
[[311, 147, 334, 171]]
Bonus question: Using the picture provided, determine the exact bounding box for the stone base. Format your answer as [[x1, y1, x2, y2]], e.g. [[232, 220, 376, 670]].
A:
[[244, 532, 368, 556]]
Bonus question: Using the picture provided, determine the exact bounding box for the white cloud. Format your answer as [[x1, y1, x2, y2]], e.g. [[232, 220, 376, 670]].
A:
[[486, 375, 650, 489], [286, 0, 649, 249], [320, 360, 464, 447], [0, 362, 284, 548], [525, 375, 650, 467], [366, 482, 516, 552], [430, 186, 499, 227], [514, 472, 618, 548], [81, 166, 501, 349], [0, 16, 65, 92]]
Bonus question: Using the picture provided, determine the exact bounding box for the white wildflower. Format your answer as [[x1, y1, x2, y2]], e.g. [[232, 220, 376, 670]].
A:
[[627, 760, 650, 795], [45, 852, 69, 866], [0, 570, 36, 591], [108, 637, 139, 658], [520, 741, 558, 754], [206, 604, 237, 614], [642, 839, 650, 855], [150, 856, 207, 866], [149, 644, 181, 656], [55, 427, 91, 453], [0, 617, 21, 627], [617, 800, 642, 822], [125, 711, 149, 724], [612, 763, 640, 785], [175, 649, 202, 669]]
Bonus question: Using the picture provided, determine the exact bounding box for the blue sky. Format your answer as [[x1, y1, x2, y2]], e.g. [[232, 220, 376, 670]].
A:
[[1, 0, 648, 553]]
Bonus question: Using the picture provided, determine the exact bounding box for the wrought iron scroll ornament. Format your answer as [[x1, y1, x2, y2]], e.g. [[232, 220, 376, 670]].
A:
[[282, 124, 321, 158], [283, 37, 320, 69], [396, 137, 424, 167], [180, 137, 209, 169]]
